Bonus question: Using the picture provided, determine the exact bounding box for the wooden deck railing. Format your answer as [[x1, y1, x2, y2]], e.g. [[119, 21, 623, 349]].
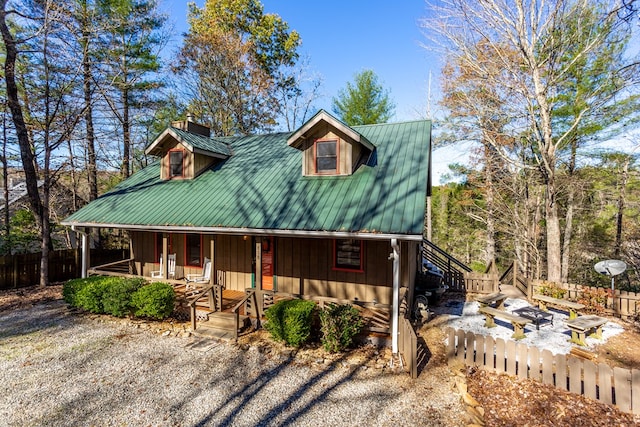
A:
[[500, 261, 529, 296], [231, 290, 260, 339], [422, 240, 471, 292], [187, 284, 222, 330]]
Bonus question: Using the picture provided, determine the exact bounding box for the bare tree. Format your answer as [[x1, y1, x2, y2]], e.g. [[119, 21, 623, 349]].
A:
[[424, 0, 639, 281]]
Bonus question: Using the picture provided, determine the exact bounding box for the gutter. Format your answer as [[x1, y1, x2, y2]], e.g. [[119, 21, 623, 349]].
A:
[[60, 222, 424, 242], [390, 238, 400, 354]]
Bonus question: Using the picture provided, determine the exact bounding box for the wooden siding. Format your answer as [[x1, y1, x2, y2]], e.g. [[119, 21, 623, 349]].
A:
[[131, 232, 409, 305], [158, 141, 218, 180], [160, 141, 193, 180], [193, 152, 216, 178], [302, 127, 355, 176], [274, 237, 394, 304]]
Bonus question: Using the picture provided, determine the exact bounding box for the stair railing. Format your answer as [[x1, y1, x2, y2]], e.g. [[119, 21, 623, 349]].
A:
[[230, 290, 259, 340]]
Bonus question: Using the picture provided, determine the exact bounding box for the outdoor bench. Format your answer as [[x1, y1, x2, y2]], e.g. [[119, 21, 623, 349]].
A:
[[565, 315, 608, 346], [532, 294, 585, 319], [479, 306, 531, 340], [475, 292, 507, 310]]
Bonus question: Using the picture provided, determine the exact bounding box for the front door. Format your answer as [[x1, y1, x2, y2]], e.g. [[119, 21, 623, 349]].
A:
[[261, 237, 274, 290]]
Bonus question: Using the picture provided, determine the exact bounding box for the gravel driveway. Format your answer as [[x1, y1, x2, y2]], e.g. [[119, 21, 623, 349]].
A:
[[0, 300, 465, 427]]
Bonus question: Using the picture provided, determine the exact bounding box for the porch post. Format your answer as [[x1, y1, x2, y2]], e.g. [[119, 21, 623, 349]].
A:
[[81, 229, 89, 278], [391, 239, 400, 354], [162, 233, 168, 279], [209, 238, 215, 286], [255, 237, 262, 289]]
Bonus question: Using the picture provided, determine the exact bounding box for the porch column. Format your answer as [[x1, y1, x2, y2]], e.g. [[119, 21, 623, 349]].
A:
[[209, 238, 215, 286], [391, 239, 400, 354], [255, 237, 262, 289], [81, 229, 90, 278], [162, 233, 168, 279]]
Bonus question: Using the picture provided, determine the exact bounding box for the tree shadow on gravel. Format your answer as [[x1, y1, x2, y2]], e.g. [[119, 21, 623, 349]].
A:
[[192, 351, 396, 427], [0, 300, 77, 340]]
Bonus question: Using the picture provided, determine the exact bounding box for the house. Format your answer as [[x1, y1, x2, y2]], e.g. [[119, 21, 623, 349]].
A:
[[61, 110, 433, 353]]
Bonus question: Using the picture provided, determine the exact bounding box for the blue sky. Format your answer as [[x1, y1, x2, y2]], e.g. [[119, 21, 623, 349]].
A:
[[160, 1, 467, 182], [162, 0, 438, 121]]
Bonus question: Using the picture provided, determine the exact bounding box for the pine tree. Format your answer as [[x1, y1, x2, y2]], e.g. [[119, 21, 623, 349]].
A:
[[332, 70, 394, 126]]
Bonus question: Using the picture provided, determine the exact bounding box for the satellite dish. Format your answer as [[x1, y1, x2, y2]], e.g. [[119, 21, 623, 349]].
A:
[[594, 260, 627, 276], [594, 259, 627, 290]]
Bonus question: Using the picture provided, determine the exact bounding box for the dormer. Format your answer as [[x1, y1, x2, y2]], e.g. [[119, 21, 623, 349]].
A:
[[145, 115, 232, 180], [287, 110, 375, 176]]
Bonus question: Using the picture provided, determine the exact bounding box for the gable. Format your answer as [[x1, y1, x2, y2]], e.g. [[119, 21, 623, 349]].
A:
[[287, 110, 374, 176], [145, 125, 232, 180]]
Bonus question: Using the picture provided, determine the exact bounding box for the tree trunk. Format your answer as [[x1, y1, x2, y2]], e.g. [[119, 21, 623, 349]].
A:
[[0, 2, 44, 232], [81, 2, 98, 203], [483, 142, 496, 265], [561, 187, 575, 283], [545, 176, 562, 282], [2, 106, 9, 234], [122, 86, 130, 179], [614, 157, 630, 257]]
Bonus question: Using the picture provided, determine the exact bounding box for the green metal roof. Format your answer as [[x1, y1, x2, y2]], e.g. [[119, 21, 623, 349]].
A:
[[167, 127, 233, 157], [63, 118, 432, 238]]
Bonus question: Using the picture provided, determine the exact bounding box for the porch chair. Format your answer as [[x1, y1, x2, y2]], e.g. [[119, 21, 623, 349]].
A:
[[151, 253, 176, 279], [185, 257, 212, 292]]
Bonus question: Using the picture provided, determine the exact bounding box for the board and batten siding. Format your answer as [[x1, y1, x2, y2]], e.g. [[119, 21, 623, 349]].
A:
[[301, 128, 358, 176], [274, 237, 403, 305], [133, 231, 417, 306]]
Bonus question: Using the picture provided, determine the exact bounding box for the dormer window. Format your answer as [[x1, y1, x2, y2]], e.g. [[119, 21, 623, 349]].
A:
[[315, 139, 338, 174], [169, 150, 184, 178], [287, 110, 375, 177]]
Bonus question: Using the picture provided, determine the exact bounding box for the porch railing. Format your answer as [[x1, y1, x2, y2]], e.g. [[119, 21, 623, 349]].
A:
[[187, 284, 223, 330], [231, 290, 260, 340], [88, 257, 136, 276]]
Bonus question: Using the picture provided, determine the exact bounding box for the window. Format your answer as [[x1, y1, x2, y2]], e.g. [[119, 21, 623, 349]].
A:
[[315, 140, 337, 174], [185, 234, 202, 266], [169, 150, 184, 178], [334, 239, 363, 272]]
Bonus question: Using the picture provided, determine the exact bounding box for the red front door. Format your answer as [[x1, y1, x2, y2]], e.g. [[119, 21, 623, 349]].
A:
[[261, 237, 274, 290]]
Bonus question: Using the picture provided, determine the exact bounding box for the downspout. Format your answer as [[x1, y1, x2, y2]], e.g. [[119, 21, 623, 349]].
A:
[[390, 238, 400, 354], [71, 225, 89, 278]]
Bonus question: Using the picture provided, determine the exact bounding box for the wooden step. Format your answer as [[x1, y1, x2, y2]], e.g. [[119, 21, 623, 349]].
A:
[[193, 312, 251, 341], [204, 312, 251, 330]]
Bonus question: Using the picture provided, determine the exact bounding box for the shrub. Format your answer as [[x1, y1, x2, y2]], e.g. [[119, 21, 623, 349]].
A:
[[538, 281, 566, 299], [75, 278, 114, 313], [264, 299, 316, 347], [102, 277, 145, 317], [578, 286, 610, 314], [63, 276, 105, 307], [131, 282, 175, 319], [319, 303, 364, 353]]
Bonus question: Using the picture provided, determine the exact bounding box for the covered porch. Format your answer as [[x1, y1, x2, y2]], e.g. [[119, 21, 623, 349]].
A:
[[81, 231, 406, 344]]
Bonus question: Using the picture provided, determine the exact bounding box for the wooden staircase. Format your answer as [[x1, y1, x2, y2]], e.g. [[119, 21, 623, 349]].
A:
[[193, 312, 251, 340], [422, 240, 472, 292]]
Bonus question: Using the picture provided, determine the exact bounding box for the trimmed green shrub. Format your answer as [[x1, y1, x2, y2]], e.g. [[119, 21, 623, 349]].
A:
[[319, 303, 364, 353], [75, 277, 114, 314], [264, 299, 316, 347], [102, 278, 146, 317], [131, 282, 175, 319], [63, 276, 105, 307]]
